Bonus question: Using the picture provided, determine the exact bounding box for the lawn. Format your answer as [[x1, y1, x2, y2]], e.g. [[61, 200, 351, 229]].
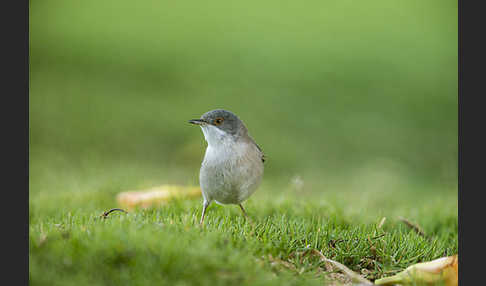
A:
[[29, 0, 457, 284], [29, 162, 457, 285], [29, 127, 457, 285]]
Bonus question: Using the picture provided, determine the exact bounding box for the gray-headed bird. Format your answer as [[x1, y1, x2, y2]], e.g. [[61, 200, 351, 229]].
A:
[[189, 109, 265, 225]]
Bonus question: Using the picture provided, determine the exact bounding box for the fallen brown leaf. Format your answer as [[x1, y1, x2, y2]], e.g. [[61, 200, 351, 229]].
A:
[[375, 254, 458, 286], [116, 185, 201, 210]]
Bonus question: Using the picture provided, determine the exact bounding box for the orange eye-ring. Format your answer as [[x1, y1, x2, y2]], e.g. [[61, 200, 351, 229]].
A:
[[214, 117, 224, 125]]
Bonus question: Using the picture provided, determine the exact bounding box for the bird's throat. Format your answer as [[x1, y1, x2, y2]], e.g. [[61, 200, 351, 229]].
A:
[[201, 125, 232, 147]]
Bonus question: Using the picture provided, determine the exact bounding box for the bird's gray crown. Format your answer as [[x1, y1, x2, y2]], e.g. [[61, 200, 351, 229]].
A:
[[198, 109, 247, 136]]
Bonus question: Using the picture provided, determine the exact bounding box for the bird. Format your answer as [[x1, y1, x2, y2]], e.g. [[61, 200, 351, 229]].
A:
[[189, 109, 265, 225]]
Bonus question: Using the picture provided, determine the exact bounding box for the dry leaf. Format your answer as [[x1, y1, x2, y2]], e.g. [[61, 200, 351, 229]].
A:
[[116, 185, 201, 210], [375, 255, 458, 286]]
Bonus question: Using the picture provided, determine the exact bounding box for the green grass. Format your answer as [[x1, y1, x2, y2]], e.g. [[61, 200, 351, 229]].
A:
[[30, 0, 457, 284], [29, 156, 457, 285], [30, 192, 457, 286]]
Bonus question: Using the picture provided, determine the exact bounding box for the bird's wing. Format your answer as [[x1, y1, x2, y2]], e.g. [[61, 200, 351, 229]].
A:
[[247, 135, 265, 163], [254, 142, 265, 163]]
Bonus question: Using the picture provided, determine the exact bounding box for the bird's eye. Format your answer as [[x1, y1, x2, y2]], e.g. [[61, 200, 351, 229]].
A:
[[213, 117, 224, 125]]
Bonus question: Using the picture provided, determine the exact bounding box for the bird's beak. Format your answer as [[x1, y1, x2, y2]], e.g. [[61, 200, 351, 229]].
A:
[[188, 119, 208, 126]]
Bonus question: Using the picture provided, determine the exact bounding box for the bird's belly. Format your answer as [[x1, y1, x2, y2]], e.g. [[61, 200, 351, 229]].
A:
[[199, 146, 263, 204]]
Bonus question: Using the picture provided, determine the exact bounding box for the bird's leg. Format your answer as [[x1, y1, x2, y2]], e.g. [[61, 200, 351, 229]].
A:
[[238, 204, 256, 228], [238, 204, 248, 218], [199, 200, 210, 226]]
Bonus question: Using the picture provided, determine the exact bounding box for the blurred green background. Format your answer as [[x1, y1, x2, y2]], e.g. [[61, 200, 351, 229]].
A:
[[30, 0, 457, 202]]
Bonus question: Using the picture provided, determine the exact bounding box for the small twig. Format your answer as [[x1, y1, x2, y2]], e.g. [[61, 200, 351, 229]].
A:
[[398, 216, 425, 237], [309, 249, 373, 285], [100, 208, 128, 219], [371, 233, 386, 240], [378, 217, 386, 229], [328, 238, 346, 248]]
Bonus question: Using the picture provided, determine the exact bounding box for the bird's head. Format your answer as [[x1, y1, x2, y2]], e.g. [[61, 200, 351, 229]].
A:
[[189, 109, 247, 146]]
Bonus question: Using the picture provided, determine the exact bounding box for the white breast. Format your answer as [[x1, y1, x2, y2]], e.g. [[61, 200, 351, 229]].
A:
[[199, 125, 264, 205]]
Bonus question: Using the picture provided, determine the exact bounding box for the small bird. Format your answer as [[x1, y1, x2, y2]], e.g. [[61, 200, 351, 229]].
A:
[[189, 109, 265, 225]]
